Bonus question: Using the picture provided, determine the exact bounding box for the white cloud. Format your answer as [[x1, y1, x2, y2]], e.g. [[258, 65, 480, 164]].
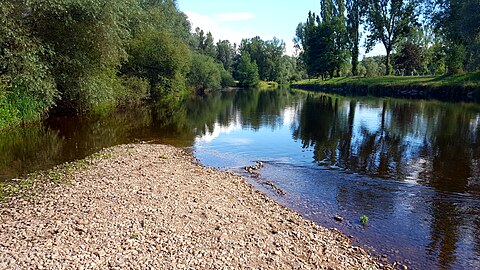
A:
[[185, 11, 296, 56], [213, 12, 255, 22], [185, 11, 254, 45]]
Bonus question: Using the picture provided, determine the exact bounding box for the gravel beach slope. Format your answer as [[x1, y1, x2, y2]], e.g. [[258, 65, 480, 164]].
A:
[[0, 144, 388, 269]]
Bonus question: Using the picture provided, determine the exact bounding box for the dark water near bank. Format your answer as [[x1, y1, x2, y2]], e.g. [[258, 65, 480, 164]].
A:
[[1, 88, 479, 269]]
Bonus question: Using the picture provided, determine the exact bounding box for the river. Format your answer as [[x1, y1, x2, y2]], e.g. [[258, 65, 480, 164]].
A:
[[1, 87, 479, 269]]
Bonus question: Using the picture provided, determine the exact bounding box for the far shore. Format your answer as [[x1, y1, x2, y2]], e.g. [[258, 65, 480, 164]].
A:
[[291, 74, 480, 102], [0, 143, 394, 269]]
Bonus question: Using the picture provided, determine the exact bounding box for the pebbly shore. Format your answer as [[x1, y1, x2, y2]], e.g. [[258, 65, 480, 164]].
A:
[[0, 144, 391, 269]]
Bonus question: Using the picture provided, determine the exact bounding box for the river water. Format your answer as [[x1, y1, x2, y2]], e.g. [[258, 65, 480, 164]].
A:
[[1, 88, 479, 269]]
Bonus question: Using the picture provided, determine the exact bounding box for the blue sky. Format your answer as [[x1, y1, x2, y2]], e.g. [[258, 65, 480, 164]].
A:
[[177, 0, 384, 56]]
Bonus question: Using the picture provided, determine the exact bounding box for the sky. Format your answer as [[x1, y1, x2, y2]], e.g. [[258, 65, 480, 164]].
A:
[[177, 0, 384, 57]]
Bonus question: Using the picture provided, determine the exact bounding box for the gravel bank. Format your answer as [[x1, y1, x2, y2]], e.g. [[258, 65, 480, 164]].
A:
[[0, 144, 389, 269]]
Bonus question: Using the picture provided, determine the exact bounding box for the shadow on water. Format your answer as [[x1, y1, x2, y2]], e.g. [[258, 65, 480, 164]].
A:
[[1, 87, 479, 269]]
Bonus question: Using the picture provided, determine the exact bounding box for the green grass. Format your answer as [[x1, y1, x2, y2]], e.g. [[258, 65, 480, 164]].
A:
[[293, 72, 480, 88], [258, 81, 279, 90]]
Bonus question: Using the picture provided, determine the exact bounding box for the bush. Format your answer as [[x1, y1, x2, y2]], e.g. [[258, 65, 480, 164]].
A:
[[188, 53, 221, 92], [124, 30, 191, 100], [220, 68, 235, 88], [0, 2, 58, 129], [237, 52, 260, 87], [119, 76, 150, 104]]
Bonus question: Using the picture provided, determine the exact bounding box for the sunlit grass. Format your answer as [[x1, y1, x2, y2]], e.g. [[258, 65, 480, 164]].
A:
[[294, 72, 480, 88]]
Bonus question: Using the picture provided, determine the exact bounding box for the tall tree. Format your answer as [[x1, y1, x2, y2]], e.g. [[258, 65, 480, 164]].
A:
[[295, 1, 348, 78], [346, 0, 367, 76], [428, 0, 480, 72], [365, 0, 418, 75], [236, 52, 259, 87], [216, 40, 235, 72]]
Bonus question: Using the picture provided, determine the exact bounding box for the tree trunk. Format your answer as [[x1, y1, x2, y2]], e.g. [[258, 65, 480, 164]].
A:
[[385, 50, 391, 75], [351, 20, 359, 76], [352, 41, 359, 76]]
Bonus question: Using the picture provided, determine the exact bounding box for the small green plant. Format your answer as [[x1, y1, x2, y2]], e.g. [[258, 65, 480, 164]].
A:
[[360, 215, 369, 225]]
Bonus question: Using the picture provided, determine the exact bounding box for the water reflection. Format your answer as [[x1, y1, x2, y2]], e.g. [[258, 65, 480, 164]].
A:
[[1, 88, 479, 269]]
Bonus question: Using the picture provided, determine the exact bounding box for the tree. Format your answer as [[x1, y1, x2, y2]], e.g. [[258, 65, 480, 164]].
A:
[[216, 40, 235, 72], [193, 28, 216, 58], [188, 53, 221, 93], [0, 1, 57, 128], [365, 0, 418, 75], [394, 42, 423, 75], [428, 0, 480, 72], [237, 52, 259, 87], [424, 42, 446, 75], [360, 56, 386, 77], [295, 1, 349, 79], [239, 36, 287, 82], [346, 0, 367, 76], [124, 30, 191, 99]]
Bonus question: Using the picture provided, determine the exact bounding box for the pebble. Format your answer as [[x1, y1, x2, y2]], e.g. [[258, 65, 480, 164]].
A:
[[0, 144, 392, 269]]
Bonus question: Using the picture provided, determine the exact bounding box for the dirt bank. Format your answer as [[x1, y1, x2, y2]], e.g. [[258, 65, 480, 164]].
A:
[[0, 144, 390, 269]]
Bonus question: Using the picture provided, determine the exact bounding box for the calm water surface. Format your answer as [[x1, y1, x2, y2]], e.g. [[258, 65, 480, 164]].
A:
[[1, 88, 479, 269]]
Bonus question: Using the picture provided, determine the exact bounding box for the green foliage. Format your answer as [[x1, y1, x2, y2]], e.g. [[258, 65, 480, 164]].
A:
[[295, 2, 349, 79], [0, 1, 58, 129], [360, 56, 386, 77], [216, 40, 235, 72], [239, 36, 289, 83], [193, 28, 217, 58], [294, 73, 480, 89], [118, 76, 150, 104], [220, 69, 236, 88], [430, 0, 480, 73], [446, 44, 467, 74], [237, 52, 260, 87], [124, 30, 191, 99], [188, 53, 222, 92], [424, 42, 446, 76], [346, 0, 368, 76], [360, 215, 369, 225], [28, 0, 135, 112], [394, 42, 423, 75], [365, 0, 418, 75], [258, 81, 279, 90]]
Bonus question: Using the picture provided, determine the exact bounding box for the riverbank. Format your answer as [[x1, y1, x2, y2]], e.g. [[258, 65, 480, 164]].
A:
[[292, 74, 480, 102], [0, 144, 390, 269]]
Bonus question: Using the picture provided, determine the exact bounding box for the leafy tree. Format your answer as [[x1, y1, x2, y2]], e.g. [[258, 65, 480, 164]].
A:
[[124, 30, 191, 99], [346, 0, 367, 76], [394, 42, 423, 75], [188, 53, 225, 93], [239, 36, 287, 82], [216, 40, 235, 72], [0, 1, 57, 128], [428, 0, 480, 72], [193, 28, 216, 58], [295, 1, 349, 79], [138, 0, 191, 41], [360, 56, 386, 77], [424, 42, 446, 75], [365, 0, 418, 75], [237, 52, 260, 87]]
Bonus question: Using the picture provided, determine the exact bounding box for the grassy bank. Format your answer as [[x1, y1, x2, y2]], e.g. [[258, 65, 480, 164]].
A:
[[294, 73, 480, 88], [257, 81, 279, 89], [291, 73, 480, 102]]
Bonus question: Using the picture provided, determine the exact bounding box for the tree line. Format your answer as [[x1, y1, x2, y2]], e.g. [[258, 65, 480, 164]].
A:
[[0, 0, 301, 130], [295, 0, 480, 78]]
